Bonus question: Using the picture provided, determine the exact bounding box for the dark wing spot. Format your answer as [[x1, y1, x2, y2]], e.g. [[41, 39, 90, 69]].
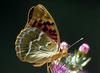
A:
[[45, 21, 50, 25], [49, 29, 56, 34], [43, 21, 54, 25], [42, 26, 48, 32], [49, 29, 52, 33], [50, 22, 54, 25], [39, 19, 42, 22], [38, 23, 42, 27], [32, 21, 37, 27]]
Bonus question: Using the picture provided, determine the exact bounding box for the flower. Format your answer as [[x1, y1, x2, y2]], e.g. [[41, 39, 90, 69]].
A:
[[60, 42, 68, 50], [50, 62, 69, 73], [79, 43, 90, 54]]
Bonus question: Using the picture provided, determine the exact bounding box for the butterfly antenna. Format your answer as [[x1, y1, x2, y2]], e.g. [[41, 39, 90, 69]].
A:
[[69, 38, 84, 48]]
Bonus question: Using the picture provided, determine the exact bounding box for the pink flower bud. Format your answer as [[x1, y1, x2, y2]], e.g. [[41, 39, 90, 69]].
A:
[[79, 43, 90, 54], [60, 42, 68, 50]]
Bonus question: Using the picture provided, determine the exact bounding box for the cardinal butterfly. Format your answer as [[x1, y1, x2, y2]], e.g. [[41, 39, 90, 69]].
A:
[[15, 4, 67, 68]]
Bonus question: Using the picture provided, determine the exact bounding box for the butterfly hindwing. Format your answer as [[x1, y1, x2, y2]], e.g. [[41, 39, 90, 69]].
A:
[[25, 4, 60, 44]]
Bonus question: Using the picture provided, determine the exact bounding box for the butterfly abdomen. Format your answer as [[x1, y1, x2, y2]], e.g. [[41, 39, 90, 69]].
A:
[[15, 27, 58, 63]]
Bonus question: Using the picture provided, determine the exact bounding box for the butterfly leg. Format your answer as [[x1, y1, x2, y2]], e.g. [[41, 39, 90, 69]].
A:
[[47, 63, 51, 73]]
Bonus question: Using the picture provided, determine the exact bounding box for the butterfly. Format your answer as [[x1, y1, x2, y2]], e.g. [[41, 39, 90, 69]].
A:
[[15, 4, 68, 68]]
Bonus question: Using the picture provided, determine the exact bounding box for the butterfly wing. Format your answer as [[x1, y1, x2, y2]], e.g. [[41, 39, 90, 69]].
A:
[[25, 4, 60, 45], [15, 4, 61, 67]]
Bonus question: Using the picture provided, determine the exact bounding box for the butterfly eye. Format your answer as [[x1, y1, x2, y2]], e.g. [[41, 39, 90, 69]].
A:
[[60, 42, 68, 50]]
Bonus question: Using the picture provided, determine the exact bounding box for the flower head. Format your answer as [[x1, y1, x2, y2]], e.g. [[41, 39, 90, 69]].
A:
[[50, 62, 69, 73], [79, 43, 90, 54]]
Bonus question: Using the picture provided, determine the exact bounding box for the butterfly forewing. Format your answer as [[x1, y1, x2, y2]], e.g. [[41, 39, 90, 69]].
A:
[[25, 4, 60, 45]]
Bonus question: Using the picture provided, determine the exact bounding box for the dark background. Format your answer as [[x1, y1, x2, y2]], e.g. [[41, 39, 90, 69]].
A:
[[0, 0, 100, 73]]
